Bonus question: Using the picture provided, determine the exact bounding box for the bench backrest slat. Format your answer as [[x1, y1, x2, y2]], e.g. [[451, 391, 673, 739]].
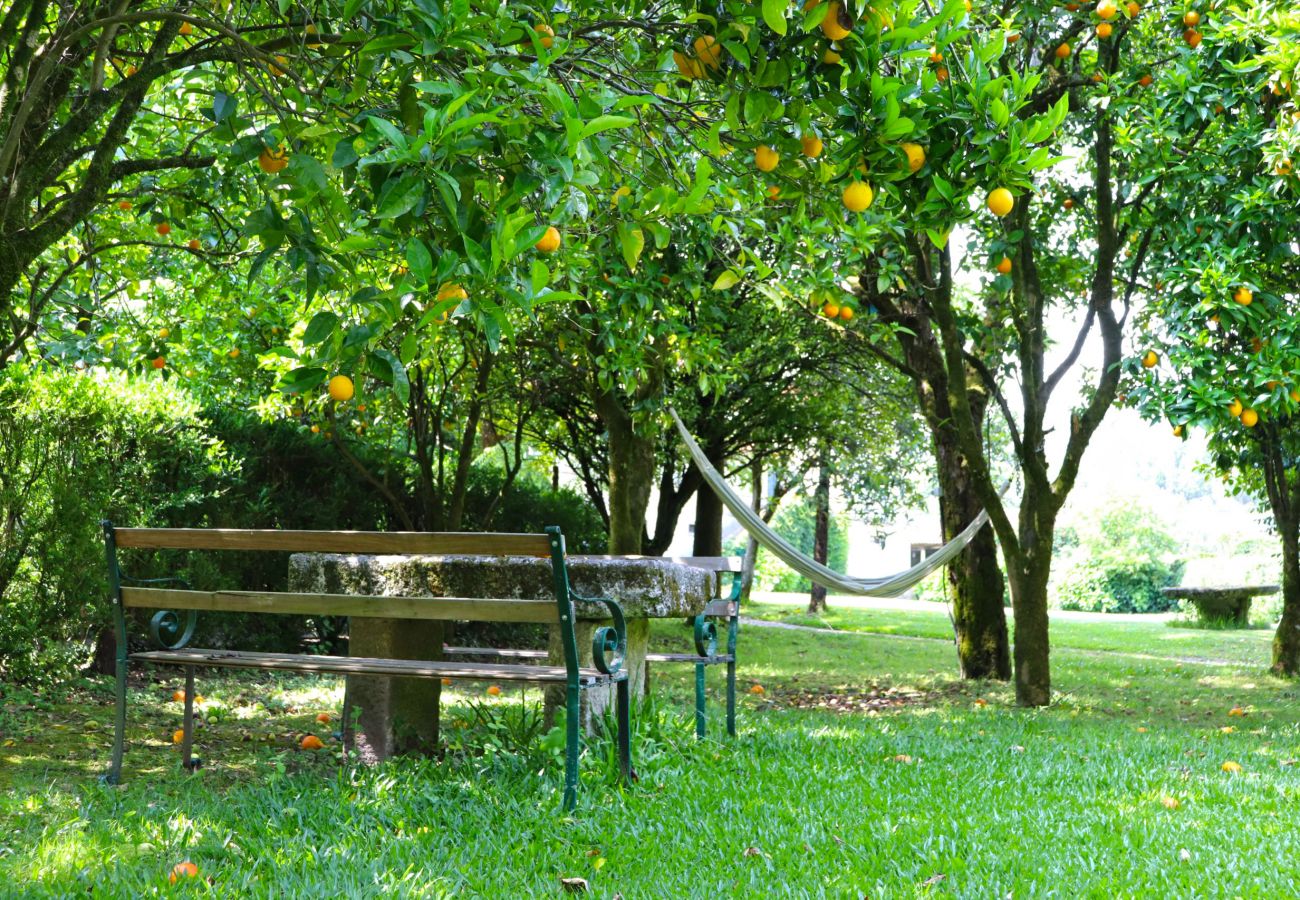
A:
[[121, 587, 561, 623], [113, 528, 553, 556]]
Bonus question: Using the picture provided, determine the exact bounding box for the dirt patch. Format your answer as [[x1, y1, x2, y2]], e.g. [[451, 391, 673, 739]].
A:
[[763, 683, 948, 714]]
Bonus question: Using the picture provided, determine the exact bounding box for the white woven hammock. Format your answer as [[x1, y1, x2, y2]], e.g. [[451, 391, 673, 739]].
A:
[[670, 408, 991, 598]]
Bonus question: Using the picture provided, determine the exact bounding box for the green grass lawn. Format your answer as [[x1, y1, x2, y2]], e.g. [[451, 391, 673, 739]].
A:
[[3, 616, 1299, 897], [746, 591, 1278, 667]]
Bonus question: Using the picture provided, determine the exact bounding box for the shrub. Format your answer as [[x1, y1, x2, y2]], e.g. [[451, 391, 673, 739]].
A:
[[750, 496, 848, 593], [461, 464, 607, 554], [0, 368, 230, 683]]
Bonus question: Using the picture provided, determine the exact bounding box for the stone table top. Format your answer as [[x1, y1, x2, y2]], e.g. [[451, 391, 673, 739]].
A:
[[1161, 585, 1279, 599], [288, 552, 714, 619]]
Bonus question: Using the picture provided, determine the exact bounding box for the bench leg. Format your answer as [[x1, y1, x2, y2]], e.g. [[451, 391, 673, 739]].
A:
[[181, 667, 198, 771], [694, 662, 707, 739], [106, 656, 127, 784], [616, 678, 635, 785], [563, 684, 580, 812], [725, 658, 736, 737]]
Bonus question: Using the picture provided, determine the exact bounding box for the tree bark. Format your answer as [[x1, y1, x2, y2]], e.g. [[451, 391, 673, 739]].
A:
[[1273, 524, 1300, 675], [1005, 494, 1057, 706], [596, 391, 655, 555], [808, 447, 831, 614], [692, 437, 725, 556], [935, 423, 1010, 680]]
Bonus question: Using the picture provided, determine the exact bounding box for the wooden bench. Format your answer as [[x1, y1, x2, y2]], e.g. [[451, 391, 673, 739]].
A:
[[445, 556, 742, 738], [100, 522, 632, 810]]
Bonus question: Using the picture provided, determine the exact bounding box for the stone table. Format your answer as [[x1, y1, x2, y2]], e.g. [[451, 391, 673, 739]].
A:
[[1162, 584, 1278, 625], [289, 553, 713, 760]]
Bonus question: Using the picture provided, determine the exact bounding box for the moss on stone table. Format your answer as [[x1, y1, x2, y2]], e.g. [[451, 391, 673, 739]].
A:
[[1162, 585, 1278, 626], [288, 554, 713, 756]]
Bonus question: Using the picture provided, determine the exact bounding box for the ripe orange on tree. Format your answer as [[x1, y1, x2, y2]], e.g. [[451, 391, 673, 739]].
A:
[[1228, 398, 1244, 417], [755, 145, 779, 173], [822, 302, 841, 319], [1184, 28, 1202, 48], [269, 55, 289, 77], [1006, 31, 1020, 43], [901, 142, 926, 173], [1233, 286, 1253, 305], [1127, 1, 1140, 15], [1063, 198, 1075, 210], [1055, 43, 1071, 60], [996, 257, 1012, 275], [327, 374, 355, 402], [987, 187, 1014, 217], [1183, 10, 1201, 27], [800, 134, 823, 158], [228, 347, 240, 359], [1139, 74, 1154, 87], [1241, 408, 1259, 428], [187, 238, 200, 251], [1141, 350, 1159, 368], [179, 21, 193, 36], [838, 306, 854, 321], [438, 282, 469, 304], [935, 66, 949, 82], [842, 181, 874, 212], [533, 23, 554, 49], [535, 226, 561, 253], [1097, 0, 1118, 19], [820, 2, 852, 41], [156, 222, 171, 236], [1097, 22, 1113, 38], [258, 145, 289, 174], [118, 200, 132, 210], [694, 35, 723, 70]]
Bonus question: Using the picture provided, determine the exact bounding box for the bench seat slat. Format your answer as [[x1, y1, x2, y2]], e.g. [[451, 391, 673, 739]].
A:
[[441, 647, 734, 664], [571, 554, 743, 572], [113, 528, 553, 556], [130, 649, 619, 685], [122, 587, 559, 623]]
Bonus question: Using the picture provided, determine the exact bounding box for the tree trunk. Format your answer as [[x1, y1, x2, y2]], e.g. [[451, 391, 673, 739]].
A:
[[935, 426, 1010, 680], [1271, 518, 1300, 675], [692, 439, 725, 556], [808, 448, 831, 614], [1006, 497, 1055, 706], [596, 392, 655, 555]]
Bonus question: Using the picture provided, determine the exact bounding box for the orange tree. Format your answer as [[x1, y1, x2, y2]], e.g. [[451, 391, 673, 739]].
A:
[[780, 0, 1234, 702], [1128, 1, 1300, 673]]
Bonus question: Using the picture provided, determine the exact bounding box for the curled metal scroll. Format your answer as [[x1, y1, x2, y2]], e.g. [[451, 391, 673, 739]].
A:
[[592, 625, 625, 675], [149, 609, 197, 650], [693, 616, 718, 658]]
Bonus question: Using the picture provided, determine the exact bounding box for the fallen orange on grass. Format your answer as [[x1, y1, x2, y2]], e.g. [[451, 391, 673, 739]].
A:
[[1221, 760, 1242, 773], [486, 685, 502, 696], [749, 684, 765, 695], [169, 861, 198, 883], [300, 734, 324, 750], [172, 729, 185, 744], [1161, 795, 1180, 810], [316, 713, 331, 725], [1228, 706, 1245, 717]]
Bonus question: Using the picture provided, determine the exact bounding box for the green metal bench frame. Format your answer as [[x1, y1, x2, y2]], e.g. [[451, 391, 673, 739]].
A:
[[101, 522, 631, 811], [444, 555, 743, 738]]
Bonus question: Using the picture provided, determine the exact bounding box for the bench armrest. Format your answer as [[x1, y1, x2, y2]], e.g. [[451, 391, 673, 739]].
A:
[[574, 593, 627, 675], [120, 575, 198, 650]]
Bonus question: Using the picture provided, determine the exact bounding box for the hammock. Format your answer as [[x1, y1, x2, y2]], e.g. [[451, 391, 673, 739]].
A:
[[670, 408, 991, 598]]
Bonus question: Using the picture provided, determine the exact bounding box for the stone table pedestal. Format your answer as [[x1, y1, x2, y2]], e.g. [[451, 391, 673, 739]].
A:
[[1162, 584, 1278, 626], [289, 553, 712, 759]]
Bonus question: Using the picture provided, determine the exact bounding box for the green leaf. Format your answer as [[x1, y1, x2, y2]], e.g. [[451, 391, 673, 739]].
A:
[[712, 269, 742, 290], [372, 349, 410, 404], [405, 238, 433, 284], [617, 223, 645, 273], [762, 0, 788, 36], [278, 366, 327, 394], [579, 115, 637, 141], [302, 312, 339, 346]]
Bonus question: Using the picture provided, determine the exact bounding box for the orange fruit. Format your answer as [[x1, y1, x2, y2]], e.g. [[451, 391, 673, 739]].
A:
[[305, 23, 323, 48], [1063, 198, 1075, 210], [228, 347, 240, 359], [929, 48, 943, 63], [800, 134, 824, 158], [300, 734, 324, 750], [842, 181, 874, 212], [316, 713, 332, 725], [987, 187, 1014, 216], [156, 222, 171, 236], [187, 238, 200, 251], [441, 677, 452, 686], [486, 685, 502, 696], [766, 185, 780, 200], [169, 862, 198, 884], [672, 51, 702, 81], [901, 142, 926, 173], [1172, 424, 1184, 437], [1221, 761, 1242, 773], [158, 327, 170, 339], [1055, 43, 1071, 60], [258, 145, 289, 174], [269, 55, 289, 77], [1184, 28, 1201, 48], [179, 21, 193, 36], [327, 374, 355, 402], [755, 145, 779, 173], [1289, 390, 1300, 404], [1241, 409, 1258, 427], [171, 690, 186, 701], [126, 65, 138, 76], [437, 282, 469, 304], [838, 306, 854, 321], [995, 257, 1012, 275], [118, 200, 133, 210], [750, 684, 765, 695], [194, 695, 204, 705], [1161, 796, 1180, 809], [820, 3, 851, 41], [310, 425, 320, 434], [1097, 22, 1112, 37], [1139, 74, 1153, 87], [1141, 350, 1158, 368], [172, 729, 185, 744], [1233, 286, 1253, 305], [821, 48, 842, 64], [822, 302, 840, 319], [935, 66, 949, 82], [152, 356, 166, 370], [694, 35, 723, 70], [1127, 1, 1140, 15], [1183, 10, 1200, 27], [1228, 706, 1245, 716], [1097, 0, 1118, 18], [534, 23, 554, 49], [535, 226, 561, 253], [1228, 398, 1243, 417], [1007, 32, 1020, 43]]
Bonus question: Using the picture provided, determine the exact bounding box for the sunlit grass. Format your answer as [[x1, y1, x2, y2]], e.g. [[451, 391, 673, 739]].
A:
[[2, 619, 1299, 895]]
